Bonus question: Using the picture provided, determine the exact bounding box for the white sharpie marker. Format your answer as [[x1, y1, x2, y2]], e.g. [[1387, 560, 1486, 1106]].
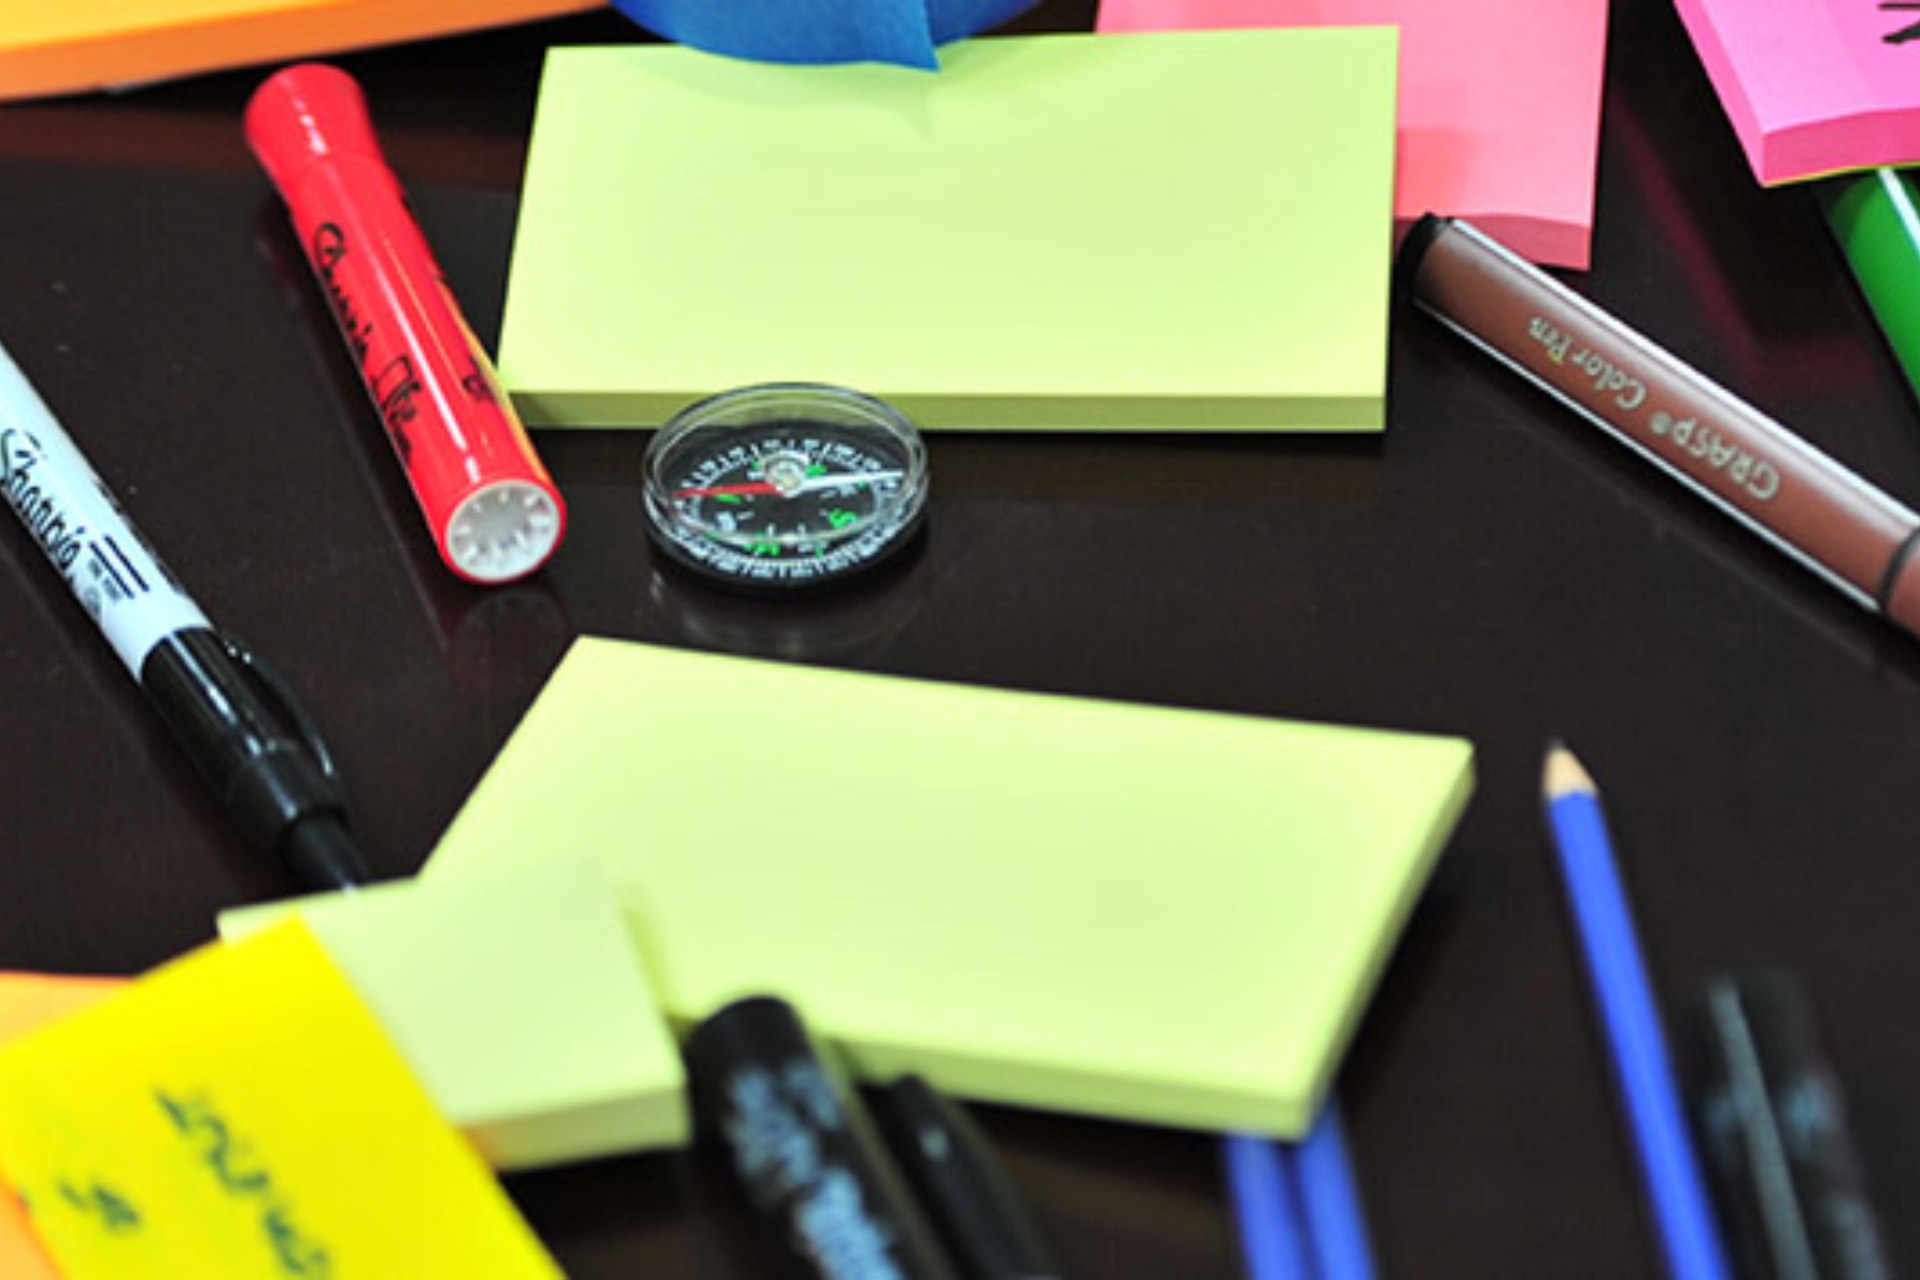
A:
[[0, 339, 370, 890]]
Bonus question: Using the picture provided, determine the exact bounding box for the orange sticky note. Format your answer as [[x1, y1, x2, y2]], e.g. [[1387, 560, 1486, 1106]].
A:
[[0, 972, 127, 1280], [0, 925, 561, 1279], [0, 1187, 54, 1280], [0, 974, 124, 1040], [0, 0, 602, 103]]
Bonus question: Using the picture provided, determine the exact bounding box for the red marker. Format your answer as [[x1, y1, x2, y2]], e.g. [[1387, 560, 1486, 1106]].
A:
[[247, 63, 565, 584]]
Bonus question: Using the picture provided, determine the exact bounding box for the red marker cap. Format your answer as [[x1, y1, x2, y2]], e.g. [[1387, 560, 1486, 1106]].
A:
[[246, 62, 385, 193]]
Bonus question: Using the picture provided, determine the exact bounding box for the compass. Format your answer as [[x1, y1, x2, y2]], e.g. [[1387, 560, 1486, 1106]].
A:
[[641, 384, 930, 592]]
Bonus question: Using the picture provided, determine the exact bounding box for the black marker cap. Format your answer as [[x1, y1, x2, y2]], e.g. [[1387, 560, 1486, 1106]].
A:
[[683, 996, 962, 1280], [141, 629, 371, 892], [1392, 212, 1453, 312], [1684, 970, 1895, 1280], [870, 1075, 1066, 1280]]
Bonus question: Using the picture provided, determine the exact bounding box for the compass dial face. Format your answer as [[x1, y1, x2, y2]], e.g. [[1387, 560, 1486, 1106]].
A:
[[642, 386, 929, 591]]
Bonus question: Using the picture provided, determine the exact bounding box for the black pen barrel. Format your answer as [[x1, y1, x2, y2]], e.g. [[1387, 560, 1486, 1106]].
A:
[[140, 629, 369, 890], [873, 1075, 1066, 1280], [684, 996, 962, 1280]]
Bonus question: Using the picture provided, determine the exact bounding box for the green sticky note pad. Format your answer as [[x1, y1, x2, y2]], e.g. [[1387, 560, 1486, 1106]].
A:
[[426, 639, 1474, 1135], [219, 859, 688, 1169], [499, 30, 1400, 432]]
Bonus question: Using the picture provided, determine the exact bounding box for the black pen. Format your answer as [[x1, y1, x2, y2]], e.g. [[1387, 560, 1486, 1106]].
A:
[[0, 337, 370, 891], [1685, 971, 1895, 1280], [871, 1074, 1067, 1280], [684, 997, 962, 1280]]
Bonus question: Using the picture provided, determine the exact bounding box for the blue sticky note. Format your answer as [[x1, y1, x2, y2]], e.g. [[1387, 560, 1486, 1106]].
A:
[[610, 0, 1039, 68]]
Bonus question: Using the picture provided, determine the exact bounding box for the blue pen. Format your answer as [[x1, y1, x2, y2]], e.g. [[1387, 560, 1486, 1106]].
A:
[[1295, 1103, 1376, 1280], [1224, 1133, 1313, 1280], [1543, 744, 1731, 1280]]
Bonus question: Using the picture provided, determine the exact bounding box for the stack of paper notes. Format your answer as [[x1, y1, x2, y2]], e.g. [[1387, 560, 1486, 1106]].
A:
[[0, 924, 562, 1279], [0, 0, 600, 103], [426, 637, 1476, 1136], [498, 29, 1401, 432], [1673, 0, 1920, 184], [1095, 0, 1611, 269]]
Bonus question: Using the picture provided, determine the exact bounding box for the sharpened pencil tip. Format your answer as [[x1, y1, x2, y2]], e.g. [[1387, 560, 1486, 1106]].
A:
[[1542, 742, 1595, 800]]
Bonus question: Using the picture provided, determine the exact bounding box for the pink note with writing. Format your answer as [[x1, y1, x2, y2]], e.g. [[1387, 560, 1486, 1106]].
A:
[[1674, 0, 1920, 185], [1095, 0, 1610, 268]]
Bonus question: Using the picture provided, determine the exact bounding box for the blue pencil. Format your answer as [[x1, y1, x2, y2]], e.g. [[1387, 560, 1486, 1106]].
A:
[[1295, 1102, 1377, 1280], [1542, 744, 1732, 1280], [1224, 1132, 1314, 1280]]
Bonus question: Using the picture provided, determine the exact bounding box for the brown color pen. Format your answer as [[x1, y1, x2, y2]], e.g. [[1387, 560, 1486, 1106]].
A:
[[1399, 214, 1920, 641]]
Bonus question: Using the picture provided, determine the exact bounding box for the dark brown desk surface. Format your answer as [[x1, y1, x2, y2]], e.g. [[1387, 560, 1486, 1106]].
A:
[[3, 2, 1918, 1276]]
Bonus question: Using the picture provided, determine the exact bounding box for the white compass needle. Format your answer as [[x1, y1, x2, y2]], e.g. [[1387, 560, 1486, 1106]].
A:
[[792, 469, 905, 494]]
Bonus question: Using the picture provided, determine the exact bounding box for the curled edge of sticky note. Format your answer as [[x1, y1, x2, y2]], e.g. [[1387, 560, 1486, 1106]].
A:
[[608, 0, 1041, 68], [218, 857, 688, 1170]]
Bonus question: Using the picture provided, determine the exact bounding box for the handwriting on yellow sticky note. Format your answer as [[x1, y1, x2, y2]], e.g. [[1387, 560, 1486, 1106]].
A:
[[0, 922, 563, 1279]]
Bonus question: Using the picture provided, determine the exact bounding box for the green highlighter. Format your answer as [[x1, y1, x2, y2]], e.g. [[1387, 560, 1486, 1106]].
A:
[[1818, 167, 1920, 404]]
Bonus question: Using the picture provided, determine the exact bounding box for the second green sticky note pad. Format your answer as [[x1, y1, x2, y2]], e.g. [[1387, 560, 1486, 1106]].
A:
[[500, 29, 1400, 432], [426, 639, 1474, 1136]]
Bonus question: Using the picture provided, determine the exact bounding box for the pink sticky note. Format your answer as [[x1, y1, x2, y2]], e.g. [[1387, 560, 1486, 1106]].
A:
[[1674, 0, 1920, 185], [1094, 0, 1610, 268]]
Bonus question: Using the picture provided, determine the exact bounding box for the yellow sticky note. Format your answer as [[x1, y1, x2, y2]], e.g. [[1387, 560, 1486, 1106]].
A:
[[0, 923, 561, 1279], [500, 31, 1400, 432], [0, 973, 126, 1280], [428, 637, 1475, 1136]]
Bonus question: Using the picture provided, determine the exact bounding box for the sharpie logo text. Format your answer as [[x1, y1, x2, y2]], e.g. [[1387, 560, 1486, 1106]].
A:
[[1650, 410, 1781, 500], [726, 1062, 906, 1280], [1529, 317, 1647, 410], [0, 427, 86, 571], [311, 224, 376, 366]]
